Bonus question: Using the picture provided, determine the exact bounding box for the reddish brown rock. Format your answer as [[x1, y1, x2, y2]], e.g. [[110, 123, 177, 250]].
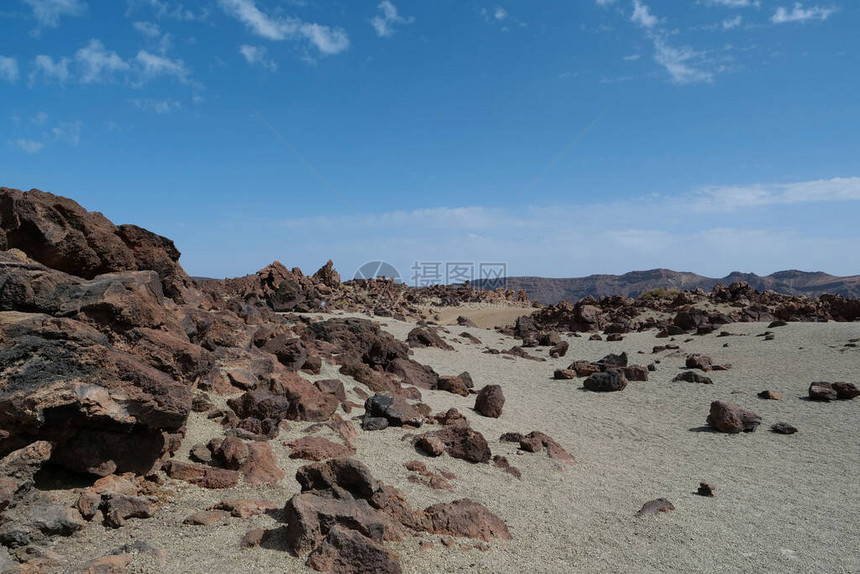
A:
[[305, 525, 403, 574], [706, 401, 761, 433], [808, 382, 838, 401], [757, 390, 782, 400], [363, 394, 424, 427], [418, 499, 511, 542], [241, 528, 271, 549], [71, 554, 133, 574], [406, 327, 453, 351], [436, 376, 469, 397], [549, 341, 569, 358], [288, 437, 356, 461], [164, 461, 239, 489], [568, 360, 600, 377], [492, 456, 522, 479], [210, 499, 279, 519], [474, 385, 505, 418], [553, 369, 576, 380], [241, 442, 284, 486], [213, 436, 249, 470], [314, 379, 347, 402], [415, 436, 445, 457], [517, 431, 575, 465], [635, 498, 675, 517], [832, 382, 859, 400], [416, 425, 491, 464], [184, 509, 231, 526], [284, 493, 406, 556], [673, 371, 713, 384], [621, 365, 649, 382]]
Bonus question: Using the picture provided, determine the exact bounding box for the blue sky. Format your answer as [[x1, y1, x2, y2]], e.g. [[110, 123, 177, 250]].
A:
[[1, 0, 858, 281]]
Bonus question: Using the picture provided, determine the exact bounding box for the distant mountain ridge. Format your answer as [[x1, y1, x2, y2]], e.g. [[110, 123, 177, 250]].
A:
[[473, 269, 860, 304]]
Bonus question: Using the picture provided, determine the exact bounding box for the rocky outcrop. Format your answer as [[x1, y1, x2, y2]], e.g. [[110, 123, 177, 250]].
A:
[[0, 188, 192, 301]]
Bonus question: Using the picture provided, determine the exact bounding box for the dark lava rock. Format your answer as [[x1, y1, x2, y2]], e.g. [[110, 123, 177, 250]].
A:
[[673, 371, 713, 384], [583, 370, 627, 392], [771, 422, 798, 435], [474, 385, 505, 418]]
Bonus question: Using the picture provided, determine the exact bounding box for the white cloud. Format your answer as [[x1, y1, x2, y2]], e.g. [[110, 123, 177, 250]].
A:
[[218, 0, 349, 54], [24, 0, 86, 29], [75, 39, 130, 83], [653, 38, 714, 84], [30, 54, 71, 84], [0, 56, 18, 82], [494, 6, 508, 21], [135, 50, 191, 82], [12, 139, 45, 154], [32, 111, 49, 125], [623, 54, 641, 61], [722, 15, 743, 29], [126, 0, 208, 21], [132, 98, 182, 113], [371, 1, 415, 38], [772, 3, 834, 24], [690, 177, 860, 211], [133, 21, 161, 37], [631, 0, 659, 28], [703, 0, 760, 7], [51, 120, 82, 146], [596, 0, 617, 6], [239, 44, 277, 70]]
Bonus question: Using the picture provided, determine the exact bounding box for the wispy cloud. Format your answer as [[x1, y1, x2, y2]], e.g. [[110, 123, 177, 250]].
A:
[[631, 0, 659, 28], [371, 1, 415, 38], [494, 6, 508, 21], [595, 0, 617, 6], [771, 3, 834, 24], [126, 0, 208, 21], [689, 177, 860, 211], [702, 0, 760, 7], [131, 98, 182, 113], [135, 50, 191, 83], [23, 0, 86, 30], [76, 39, 130, 83], [722, 15, 743, 29], [30, 54, 71, 84], [239, 44, 277, 70], [0, 56, 18, 82], [12, 139, 45, 154], [199, 176, 860, 279], [218, 0, 349, 55], [622, 53, 641, 61], [653, 37, 714, 84]]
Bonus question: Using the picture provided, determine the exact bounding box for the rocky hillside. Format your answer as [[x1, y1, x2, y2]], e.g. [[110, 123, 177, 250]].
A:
[[476, 269, 860, 304]]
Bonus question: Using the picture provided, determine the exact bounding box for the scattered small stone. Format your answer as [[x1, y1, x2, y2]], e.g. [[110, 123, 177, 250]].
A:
[[635, 498, 675, 517], [419, 541, 434, 551], [441, 536, 456, 547], [757, 390, 782, 400], [771, 422, 798, 435], [183, 509, 231, 526], [241, 528, 270, 549], [673, 371, 713, 384], [696, 482, 715, 497]]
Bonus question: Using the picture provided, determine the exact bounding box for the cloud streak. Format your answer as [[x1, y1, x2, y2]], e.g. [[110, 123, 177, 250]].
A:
[[218, 0, 349, 55], [771, 3, 834, 24], [371, 1, 415, 38]]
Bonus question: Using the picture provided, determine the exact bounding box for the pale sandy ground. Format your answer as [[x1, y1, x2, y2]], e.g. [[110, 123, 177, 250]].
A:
[[417, 304, 534, 329], [46, 313, 860, 574]]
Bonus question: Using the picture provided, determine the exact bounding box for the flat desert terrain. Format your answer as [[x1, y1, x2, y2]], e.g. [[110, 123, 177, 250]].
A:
[[40, 312, 860, 574]]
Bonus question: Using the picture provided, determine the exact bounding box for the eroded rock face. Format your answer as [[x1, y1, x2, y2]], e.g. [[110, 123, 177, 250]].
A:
[[706, 401, 761, 433], [0, 312, 190, 476], [305, 525, 403, 574]]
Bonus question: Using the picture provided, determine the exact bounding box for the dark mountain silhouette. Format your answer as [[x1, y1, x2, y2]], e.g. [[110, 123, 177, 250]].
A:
[[473, 269, 860, 304]]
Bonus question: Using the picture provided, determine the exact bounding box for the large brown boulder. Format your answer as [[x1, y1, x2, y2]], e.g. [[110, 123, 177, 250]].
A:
[[474, 385, 505, 418], [418, 499, 512, 541], [0, 187, 191, 301], [0, 312, 190, 476], [415, 423, 491, 464], [706, 401, 761, 433], [284, 493, 405, 557]]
